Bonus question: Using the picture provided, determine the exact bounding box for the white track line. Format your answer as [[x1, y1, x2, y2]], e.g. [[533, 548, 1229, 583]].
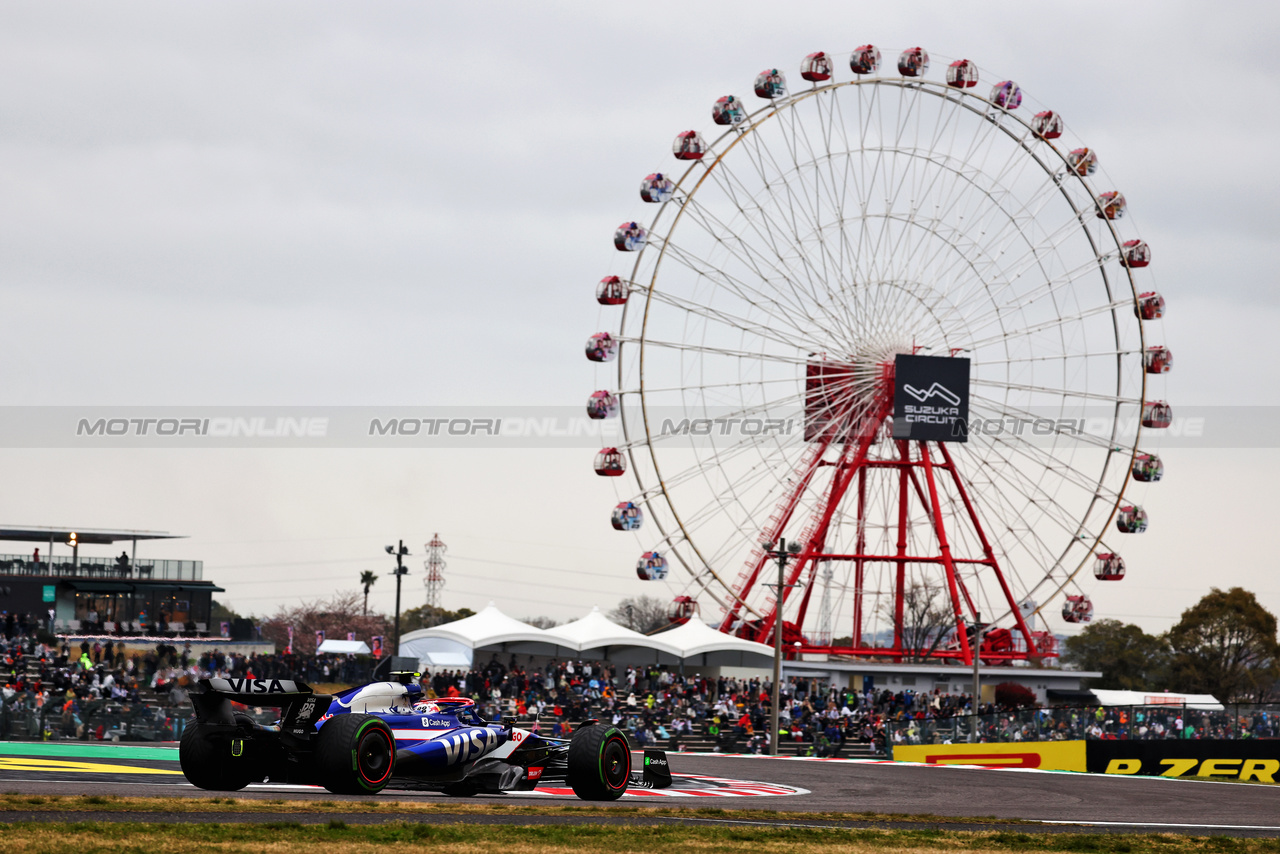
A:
[[1036, 819, 1280, 832]]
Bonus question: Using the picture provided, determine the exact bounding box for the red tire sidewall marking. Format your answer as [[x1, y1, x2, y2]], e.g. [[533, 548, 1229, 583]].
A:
[[357, 724, 394, 787], [604, 734, 630, 790]]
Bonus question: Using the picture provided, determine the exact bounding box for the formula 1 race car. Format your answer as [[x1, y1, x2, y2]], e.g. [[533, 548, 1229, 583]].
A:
[[180, 674, 671, 799]]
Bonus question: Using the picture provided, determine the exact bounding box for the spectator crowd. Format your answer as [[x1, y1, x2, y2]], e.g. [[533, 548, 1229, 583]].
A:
[[5, 613, 1278, 751]]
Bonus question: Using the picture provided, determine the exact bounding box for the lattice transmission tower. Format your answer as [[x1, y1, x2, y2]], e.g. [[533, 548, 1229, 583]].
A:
[[423, 533, 447, 609]]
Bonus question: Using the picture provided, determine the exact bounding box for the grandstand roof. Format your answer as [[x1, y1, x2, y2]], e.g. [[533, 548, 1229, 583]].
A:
[[0, 525, 184, 545]]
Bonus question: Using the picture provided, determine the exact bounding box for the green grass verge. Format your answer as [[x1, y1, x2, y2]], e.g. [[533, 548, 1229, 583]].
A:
[[0, 793, 1026, 824], [2, 819, 1279, 853]]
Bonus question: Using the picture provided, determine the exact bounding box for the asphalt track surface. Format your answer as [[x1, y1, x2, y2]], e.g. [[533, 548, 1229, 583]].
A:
[[2, 743, 1280, 837]]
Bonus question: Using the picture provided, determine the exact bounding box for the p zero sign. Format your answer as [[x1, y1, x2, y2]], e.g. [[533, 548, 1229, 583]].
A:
[[896, 740, 1280, 782], [1087, 741, 1280, 781], [891, 354, 970, 443]]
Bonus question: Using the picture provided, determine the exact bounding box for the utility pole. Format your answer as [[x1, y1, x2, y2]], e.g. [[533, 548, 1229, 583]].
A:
[[969, 614, 984, 743], [386, 540, 410, 655], [764, 538, 802, 757]]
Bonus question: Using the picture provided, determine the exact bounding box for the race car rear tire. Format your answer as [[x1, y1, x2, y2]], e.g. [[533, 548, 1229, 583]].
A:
[[179, 718, 254, 791], [566, 723, 630, 800], [314, 714, 396, 795]]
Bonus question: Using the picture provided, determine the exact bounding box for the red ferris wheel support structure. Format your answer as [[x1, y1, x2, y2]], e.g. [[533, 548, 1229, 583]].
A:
[[717, 361, 1057, 665]]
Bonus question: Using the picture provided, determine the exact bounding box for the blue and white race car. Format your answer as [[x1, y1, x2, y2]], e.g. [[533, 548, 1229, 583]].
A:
[[180, 674, 670, 799]]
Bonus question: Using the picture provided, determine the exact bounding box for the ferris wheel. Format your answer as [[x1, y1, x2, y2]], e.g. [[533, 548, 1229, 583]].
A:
[[586, 46, 1170, 663]]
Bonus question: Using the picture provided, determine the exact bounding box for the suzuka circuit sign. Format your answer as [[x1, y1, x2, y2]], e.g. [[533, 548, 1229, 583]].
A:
[[891, 354, 971, 443]]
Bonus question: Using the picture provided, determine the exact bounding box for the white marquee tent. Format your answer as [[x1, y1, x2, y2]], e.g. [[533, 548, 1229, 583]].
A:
[[316, 639, 371, 655], [544, 607, 683, 663], [398, 603, 774, 670], [655, 617, 774, 667]]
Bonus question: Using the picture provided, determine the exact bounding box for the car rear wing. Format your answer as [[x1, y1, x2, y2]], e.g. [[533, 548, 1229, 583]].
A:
[[188, 677, 331, 733]]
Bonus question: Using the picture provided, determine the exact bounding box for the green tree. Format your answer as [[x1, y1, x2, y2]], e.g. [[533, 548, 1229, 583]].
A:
[[398, 604, 476, 634], [359, 570, 378, 616], [210, 599, 243, 623], [1061, 619, 1171, 690], [1167, 587, 1280, 702]]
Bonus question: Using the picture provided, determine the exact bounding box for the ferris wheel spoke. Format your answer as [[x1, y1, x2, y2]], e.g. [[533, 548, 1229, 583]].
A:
[[727, 113, 866, 336], [972, 377, 1139, 405], [968, 393, 1122, 452], [656, 180, 853, 333], [958, 449, 1094, 565], [912, 165, 1077, 320], [622, 374, 802, 398], [629, 336, 814, 367], [637, 282, 828, 355], [939, 204, 1104, 328], [673, 193, 861, 349], [960, 266, 1121, 349], [973, 427, 1122, 511], [649, 232, 823, 336]]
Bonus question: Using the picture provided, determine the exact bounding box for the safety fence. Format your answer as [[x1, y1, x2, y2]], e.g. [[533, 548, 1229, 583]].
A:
[[0, 697, 190, 742], [884, 704, 1280, 747]]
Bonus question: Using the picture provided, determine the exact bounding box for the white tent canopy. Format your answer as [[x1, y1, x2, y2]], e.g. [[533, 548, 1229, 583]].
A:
[[544, 607, 682, 663], [398, 603, 774, 670], [316, 639, 370, 655], [399, 603, 566, 670], [654, 618, 775, 667], [1089, 689, 1223, 711]]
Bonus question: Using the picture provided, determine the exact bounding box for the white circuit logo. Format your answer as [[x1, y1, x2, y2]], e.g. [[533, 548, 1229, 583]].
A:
[[902, 383, 962, 406]]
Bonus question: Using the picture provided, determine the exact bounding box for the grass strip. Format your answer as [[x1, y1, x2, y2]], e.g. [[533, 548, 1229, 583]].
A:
[[0, 793, 1028, 825], [1, 819, 1278, 853]]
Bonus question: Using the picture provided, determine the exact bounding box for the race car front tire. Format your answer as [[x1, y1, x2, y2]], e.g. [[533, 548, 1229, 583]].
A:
[[314, 714, 396, 795], [566, 723, 630, 800], [179, 718, 255, 791]]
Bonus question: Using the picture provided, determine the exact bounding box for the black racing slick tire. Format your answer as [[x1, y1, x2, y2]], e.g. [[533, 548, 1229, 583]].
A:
[[566, 723, 630, 801], [179, 718, 255, 792], [314, 714, 396, 795]]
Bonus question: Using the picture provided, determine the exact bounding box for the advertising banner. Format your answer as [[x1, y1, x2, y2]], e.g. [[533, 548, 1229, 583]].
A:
[[315, 629, 325, 650], [285, 625, 293, 654], [893, 741, 1086, 772], [371, 636, 384, 659], [891, 354, 970, 442], [1086, 740, 1280, 781], [895, 740, 1280, 782]]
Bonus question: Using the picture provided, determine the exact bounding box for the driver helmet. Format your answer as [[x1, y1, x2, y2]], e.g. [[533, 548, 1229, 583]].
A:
[[413, 700, 440, 715]]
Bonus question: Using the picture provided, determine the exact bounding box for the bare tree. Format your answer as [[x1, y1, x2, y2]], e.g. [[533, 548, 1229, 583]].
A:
[[261, 591, 390, 654], [609, 595, 669, 634], [880, 581, 954, 662], [523, 616, 559, 629]]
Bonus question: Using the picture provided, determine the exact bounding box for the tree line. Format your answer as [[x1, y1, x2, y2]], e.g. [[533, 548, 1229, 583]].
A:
[[1063, 587, 1280, 702]]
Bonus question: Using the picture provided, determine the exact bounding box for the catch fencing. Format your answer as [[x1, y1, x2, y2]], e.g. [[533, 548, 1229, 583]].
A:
[[884, 704, 1280, 748]]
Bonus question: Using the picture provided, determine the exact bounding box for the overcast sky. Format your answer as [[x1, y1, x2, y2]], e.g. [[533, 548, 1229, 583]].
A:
[[1, 2, 1277, 641]]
